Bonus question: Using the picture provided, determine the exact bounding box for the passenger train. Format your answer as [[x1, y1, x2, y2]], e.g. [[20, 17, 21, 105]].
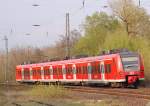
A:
[[16, 49, 145, 88]]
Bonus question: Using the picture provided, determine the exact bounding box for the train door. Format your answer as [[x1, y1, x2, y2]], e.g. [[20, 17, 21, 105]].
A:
[[91, 61, 101, 80], [57, 65, 63, 80], [32, 67, 37, 80], [66, 64, 73, 80], [36, 67, 42, 80], [53, 65, 63, 80], [76, 63, 88, 80], [24, 68, 30, 80], [53, 65, 57, 79], [76, 63, 82, 79], [81, 63, 88, 80], [104, 59, 113, 80], [43, 66, 51, 80]]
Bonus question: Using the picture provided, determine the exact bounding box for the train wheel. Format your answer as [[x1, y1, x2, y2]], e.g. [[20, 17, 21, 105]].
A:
[[56, 81, 61, 86], [111, 82, 117, 88], [111, 82, 122, 88], [35, 81, 40, 85], [80, 81, 85, 86]]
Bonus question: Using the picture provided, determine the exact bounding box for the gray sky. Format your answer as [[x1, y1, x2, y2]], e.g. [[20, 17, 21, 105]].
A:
[[0, 0, 149, 50]]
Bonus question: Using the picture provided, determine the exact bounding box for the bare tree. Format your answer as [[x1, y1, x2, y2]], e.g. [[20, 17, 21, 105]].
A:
[[54, 29, 81, 59], [109, 0, 150, 37]]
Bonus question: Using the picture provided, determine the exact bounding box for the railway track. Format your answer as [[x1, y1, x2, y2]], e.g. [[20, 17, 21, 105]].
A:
[[65, 86, 150, 100], [1, 83, 150, 100], [12, 100, 54, 106]]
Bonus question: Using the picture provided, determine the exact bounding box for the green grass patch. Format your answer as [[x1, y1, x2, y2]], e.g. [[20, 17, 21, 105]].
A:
[[28, 85, 68, 98]]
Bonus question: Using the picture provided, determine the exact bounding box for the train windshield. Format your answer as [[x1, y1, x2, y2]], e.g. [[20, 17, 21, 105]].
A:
[[121, 54, 140, 71]]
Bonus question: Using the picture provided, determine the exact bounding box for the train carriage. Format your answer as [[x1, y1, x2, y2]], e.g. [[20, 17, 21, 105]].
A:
[[16, 50, 145, 88]]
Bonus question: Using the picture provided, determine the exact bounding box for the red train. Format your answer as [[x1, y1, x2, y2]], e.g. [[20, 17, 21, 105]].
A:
[[16, 50, 144, 88]]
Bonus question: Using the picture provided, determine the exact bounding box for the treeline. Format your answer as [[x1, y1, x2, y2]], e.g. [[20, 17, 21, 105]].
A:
[[0, 0, 150, 82]]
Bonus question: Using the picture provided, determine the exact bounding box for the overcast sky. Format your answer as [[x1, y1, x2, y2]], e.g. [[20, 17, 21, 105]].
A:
[[0, 0, 149, 50]]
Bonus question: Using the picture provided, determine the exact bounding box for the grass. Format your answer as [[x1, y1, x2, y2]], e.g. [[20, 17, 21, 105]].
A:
[[28, 85, 67, 98]]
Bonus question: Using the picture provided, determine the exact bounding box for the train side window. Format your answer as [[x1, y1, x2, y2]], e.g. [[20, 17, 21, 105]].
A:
[[105, 64, 111, 73]]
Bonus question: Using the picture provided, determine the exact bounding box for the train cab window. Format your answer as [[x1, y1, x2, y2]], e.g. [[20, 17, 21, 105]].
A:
[[105, 64, 111, 73], [121, 56, 139, 71]]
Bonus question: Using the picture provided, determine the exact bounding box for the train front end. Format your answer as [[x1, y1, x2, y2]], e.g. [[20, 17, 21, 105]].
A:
[[120, 52, 144, 88]]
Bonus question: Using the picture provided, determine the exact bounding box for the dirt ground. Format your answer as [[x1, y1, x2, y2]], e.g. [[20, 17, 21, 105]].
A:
[[0, 85, 150, 106]]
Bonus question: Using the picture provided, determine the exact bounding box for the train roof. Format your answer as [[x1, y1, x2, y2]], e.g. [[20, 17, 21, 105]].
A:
[[16, 50, 140, 68], [16, 53, 119, 68]]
